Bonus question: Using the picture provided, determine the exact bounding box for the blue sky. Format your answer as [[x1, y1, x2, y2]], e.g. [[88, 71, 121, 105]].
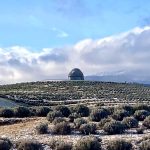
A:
[[0, 0, 150, 49], [1, 0, 150, 83]]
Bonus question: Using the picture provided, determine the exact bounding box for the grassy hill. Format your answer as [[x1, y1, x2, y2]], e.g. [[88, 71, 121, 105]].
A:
[[0, 81, 150, 106]]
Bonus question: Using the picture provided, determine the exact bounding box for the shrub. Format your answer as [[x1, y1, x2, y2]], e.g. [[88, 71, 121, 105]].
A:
[[68, 113, 80, 123], [14, 106, 30, 118], [90, 108, 109, 122], [143, 116, 150, 128], [55, 105, 71, 117], [69, 115, 75, 122], [52, 122, 71, 135], [122, 117, 138, 128], [134, 110, 150, 121], [36, 123, 48, 134], [49, 140, 72, 150], [119, 105, 134, 115], [36, 107, 51, 117], [17, 140, 42, 150], [47, 111, 63, 122], [0, 138, 12, 150], [74, 105, 90, 117], [56, 141, 72, 150], [53, 117, 66, 125], [0, 108, 14, 118], [112, 109, 129, 121], [136, 128, 144, 134], [79, 123, 97, 135], [103, 120, 126, 134], [74, 118, 87, 129], [134, 104, 150, 111], [139, 139, 150, 150], [29, 107, 37, 116], [73, 136, 101, 150], [98, 118, 112, 129], [107, 139, 132, 150]]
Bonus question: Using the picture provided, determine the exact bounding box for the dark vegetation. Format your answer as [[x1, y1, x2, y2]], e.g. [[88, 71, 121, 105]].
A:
[[36, 123, 48, 134], [73, 136, 101, 150], [17, 140, 42, 150], [0, 81, 150, 106], [0, 138, 12, 150], [107, 139, 132, 150], [0, 102, 149, 149], [0, 81, 149, 149]]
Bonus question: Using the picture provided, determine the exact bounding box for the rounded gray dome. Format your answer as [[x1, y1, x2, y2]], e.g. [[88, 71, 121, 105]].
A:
[[68, 68, 84, 80]]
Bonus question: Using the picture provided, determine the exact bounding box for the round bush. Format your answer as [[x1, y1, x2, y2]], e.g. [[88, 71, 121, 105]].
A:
[[74, 105, 90, 117], [55, 105, 71, 117], [98, 118, 112, 129], [14, 106, 30, 118], [73, 136, 101, 150], [143, 116, 150, 129], [0, 138, 12, 150], [122, 117, 138, 128], [103, 120, 126, 134], [134, 104, 150, 111], [134, 110, 150, 121], [74, 118, 87, 129], [120, 105, 134, 115], [49, 140, 72, 150], [53, 117, 66, 125], [0, 108, 14, 118], [139, 139, 150, 150], [136, 128, 144, 134], [36, 107, 51, 117], [52, 122, 71, 135], [90, 108, 109, 122], [36, 123, 48, 134], [107, 139, 132, 150], [79, 123, 97, 135], [69, 115, 75, 123], [47, 111, 63, 122], [17, 140, 42, 150], [112, 109, 129, 121]]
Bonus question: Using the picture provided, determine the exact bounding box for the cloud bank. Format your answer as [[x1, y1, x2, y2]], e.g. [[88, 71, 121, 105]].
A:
[[1, 26, 150, 84]]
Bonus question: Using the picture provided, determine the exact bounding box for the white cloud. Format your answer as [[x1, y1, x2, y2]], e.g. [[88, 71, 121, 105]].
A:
[[1, 26, 150, 84], [52, 27, 69, 38]]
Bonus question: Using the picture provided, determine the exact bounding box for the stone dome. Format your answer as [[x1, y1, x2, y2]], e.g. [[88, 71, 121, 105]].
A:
[[68, 68, 84, 80]]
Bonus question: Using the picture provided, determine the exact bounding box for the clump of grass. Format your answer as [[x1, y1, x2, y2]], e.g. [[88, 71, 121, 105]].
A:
[[122, 117, 138, 128], [51, 122, 71, 135], [107, 139, 132, 150], [90, 108, 110, 122], [0, 138, 12, 150], [103, 120, 126, 134], [55, 105, 71, 117], [74, 118, 87, 129], [143, 116, 150, 129], [49, 140, 72, 150], [36, 123, 48, 134], [36, 106, 51, 117], [17, 140, 42, 150], [14, 106, 31, 118], [47, 111, 63, 122], [74, 136, 101, 150], [79, 123, 97, 135], [0, 108, 14, 118]]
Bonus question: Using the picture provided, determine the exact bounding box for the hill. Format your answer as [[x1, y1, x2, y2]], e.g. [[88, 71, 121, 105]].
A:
[[0, 81, 149, 106]]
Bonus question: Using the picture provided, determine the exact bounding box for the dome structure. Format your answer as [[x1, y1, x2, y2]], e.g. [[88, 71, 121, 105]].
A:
[[68, 68, 84, 80]]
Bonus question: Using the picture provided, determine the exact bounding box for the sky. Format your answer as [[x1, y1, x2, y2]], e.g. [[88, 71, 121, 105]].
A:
[[0, 0, 150, 84]]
